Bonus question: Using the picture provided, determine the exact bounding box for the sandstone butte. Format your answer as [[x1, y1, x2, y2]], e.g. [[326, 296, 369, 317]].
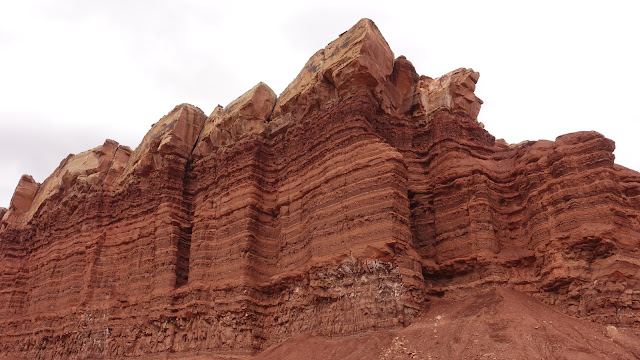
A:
[[1, 19, 640, 359]]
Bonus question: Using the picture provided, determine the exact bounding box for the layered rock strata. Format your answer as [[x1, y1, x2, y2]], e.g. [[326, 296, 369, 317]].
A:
[[1, 18, 639, 359]]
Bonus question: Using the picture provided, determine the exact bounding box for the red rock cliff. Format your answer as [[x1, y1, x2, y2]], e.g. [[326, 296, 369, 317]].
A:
[[1, 19, 639, 359]]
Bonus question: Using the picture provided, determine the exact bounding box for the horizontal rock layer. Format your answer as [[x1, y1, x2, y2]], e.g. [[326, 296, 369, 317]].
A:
[[1, 18, 639, 359]]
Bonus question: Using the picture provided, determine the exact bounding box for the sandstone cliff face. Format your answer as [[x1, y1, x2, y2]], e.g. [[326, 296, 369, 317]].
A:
[[1, 19, 639, 359]]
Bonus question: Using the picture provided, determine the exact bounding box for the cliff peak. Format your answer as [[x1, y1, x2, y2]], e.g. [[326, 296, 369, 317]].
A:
[[269, 18, 483, 129], [270, 18, 394, 124]]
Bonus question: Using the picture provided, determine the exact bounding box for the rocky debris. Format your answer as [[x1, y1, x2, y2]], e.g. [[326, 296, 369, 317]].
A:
[[257, 287, 640, 360], [607, 325, 619, 338], [1, 18, 640, 359]]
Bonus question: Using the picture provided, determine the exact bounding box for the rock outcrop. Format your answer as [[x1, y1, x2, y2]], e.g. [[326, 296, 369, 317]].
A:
[[1, 174, 38, 228], [1, 18, 639, 359], [195, 82, 276, 155]]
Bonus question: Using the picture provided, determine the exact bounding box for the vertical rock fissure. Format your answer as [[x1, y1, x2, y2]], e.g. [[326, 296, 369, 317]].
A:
[[175, 159, 194, 288], [175, 113, 206, 288]]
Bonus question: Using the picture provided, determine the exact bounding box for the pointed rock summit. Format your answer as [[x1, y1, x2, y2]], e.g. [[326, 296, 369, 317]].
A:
[[271, 19, 394, 121], [1, 18, 640, 360], [1, 174, 38, 228], [270, 18, 482, 127], [124, 103, 206, 177]]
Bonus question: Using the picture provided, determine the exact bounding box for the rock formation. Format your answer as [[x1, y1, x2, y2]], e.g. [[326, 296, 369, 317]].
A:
[[1, 19, 639, 359]]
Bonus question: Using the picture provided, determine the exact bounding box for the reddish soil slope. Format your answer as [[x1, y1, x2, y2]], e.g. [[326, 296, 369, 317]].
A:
[[259, 287, 640, 360]]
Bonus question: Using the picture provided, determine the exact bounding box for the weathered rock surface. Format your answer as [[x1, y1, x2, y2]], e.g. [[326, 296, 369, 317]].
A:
[[1, 18, 639, 359], [1, 174, 38, 228], [195, 82, 276, 155]]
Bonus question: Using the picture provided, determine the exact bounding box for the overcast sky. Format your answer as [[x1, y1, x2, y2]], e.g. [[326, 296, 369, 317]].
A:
[[1, 1, 639, 208]]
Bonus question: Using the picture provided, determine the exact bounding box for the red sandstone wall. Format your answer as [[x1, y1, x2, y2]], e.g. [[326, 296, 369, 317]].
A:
[[1, 18, 639, 359]]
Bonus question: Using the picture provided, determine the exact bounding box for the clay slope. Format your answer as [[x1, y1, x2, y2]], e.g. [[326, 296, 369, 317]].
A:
[[1, 18, 639, 359], [258, 287, 640, 360]]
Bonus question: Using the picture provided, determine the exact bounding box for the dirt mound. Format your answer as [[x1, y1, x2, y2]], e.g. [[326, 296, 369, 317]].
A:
[[259, 287, 640, 360]]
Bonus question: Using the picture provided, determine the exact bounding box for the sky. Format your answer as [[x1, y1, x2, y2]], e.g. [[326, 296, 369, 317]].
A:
[[1, 0, 639, 208]]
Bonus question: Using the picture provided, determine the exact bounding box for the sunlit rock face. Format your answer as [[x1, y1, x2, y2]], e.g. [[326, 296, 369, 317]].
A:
[[1, 18, 639, 359]]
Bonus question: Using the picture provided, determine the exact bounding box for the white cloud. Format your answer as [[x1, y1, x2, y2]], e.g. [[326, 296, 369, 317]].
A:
[[1, 0, 639, 207]]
